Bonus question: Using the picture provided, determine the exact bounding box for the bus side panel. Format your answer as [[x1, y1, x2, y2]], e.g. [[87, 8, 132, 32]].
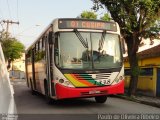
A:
[[31, 48, 37, 90], [33, 44, 47, 94], [34, 62, 42, 92], [26, 51, 34, 89], [26, 63, 32, 88], [34, 55, 47, 95]]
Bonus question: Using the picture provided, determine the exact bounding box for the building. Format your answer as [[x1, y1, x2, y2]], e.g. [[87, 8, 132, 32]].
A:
[[9, 53, 26, 79], [124, 44, 160, 97]]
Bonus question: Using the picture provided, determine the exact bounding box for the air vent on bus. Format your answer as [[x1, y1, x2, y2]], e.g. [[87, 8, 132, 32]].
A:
[[74, 73, 111, 81], [96, 73, 111, 81]]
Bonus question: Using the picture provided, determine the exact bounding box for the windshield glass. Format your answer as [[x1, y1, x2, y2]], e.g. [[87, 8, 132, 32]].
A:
[[55, 32, 122, 69]]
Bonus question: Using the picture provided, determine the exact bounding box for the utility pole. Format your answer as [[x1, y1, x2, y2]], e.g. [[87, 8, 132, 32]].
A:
[[3, 20, 19, 38]]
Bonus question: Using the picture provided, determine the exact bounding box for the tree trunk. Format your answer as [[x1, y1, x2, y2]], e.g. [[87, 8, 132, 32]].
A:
[[125, 35, 140, 96], [128, 53, 139, 96], [7, 59, 12, 70]]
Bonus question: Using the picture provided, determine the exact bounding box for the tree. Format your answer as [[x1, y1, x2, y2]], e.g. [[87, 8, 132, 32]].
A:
[[100, 13, 111, 21], [0, 30, 5, 42], [92, 0, 160, 96], [80, 11, 97, 19], [1, 37, 25, 69]]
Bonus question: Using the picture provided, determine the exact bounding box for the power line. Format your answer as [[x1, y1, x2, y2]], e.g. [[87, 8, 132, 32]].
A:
[[15, 0, 20, 37], [16, 0, 19, 21], [6, 0, 12, 19], [3, 20, 19, 38], [6, 0, 16, 36], [17, 34, 38, 38], [0, 0, 4, 18]]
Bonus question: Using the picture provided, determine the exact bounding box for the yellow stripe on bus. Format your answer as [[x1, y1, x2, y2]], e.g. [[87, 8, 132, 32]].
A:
[[64, 74, 87, 87]]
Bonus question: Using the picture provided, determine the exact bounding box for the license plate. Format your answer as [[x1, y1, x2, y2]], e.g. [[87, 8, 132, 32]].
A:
[[89, 90, 100, 94]]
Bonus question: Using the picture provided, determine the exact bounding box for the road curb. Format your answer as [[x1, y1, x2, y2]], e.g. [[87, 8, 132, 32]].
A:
[[113, 95, 160, 108], [139, 100, 160, 108]]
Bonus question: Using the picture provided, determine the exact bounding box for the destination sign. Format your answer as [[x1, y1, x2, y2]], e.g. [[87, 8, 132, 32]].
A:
[[58, 19, 117, 31]]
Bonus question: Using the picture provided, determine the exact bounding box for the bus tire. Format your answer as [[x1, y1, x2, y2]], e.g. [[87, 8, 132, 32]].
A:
[[44, 79, 53, 104], [95, 96, 107, 103]]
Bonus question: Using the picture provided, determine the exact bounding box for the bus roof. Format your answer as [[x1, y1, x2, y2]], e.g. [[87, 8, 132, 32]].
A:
[[26, 18, 119, 53]]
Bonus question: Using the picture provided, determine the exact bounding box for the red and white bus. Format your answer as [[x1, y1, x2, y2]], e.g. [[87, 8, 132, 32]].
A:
[[25, 18, 124, 103]]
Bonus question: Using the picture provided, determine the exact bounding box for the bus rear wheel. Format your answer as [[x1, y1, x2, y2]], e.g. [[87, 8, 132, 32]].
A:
[[95, 96, 107, 103]]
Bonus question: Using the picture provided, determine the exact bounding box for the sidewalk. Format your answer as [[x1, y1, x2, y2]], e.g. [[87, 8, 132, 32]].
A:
[[115, 94, 160, 108]]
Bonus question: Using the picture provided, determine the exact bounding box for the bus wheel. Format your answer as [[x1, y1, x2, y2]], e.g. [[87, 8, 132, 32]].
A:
[[95, 96, 107, 103], [44, 79, 53, 104]]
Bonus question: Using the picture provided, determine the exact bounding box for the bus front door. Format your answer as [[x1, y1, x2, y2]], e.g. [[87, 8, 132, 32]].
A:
[[46, 36, 55, 97]]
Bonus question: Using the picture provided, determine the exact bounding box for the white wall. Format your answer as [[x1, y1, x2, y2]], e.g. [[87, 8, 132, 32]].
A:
[[0, 43, 17, 115]]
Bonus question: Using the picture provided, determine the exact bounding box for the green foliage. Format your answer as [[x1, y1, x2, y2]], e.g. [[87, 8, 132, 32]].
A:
[[92, 0, 160, 38], [1, 38, 25, 61], [35, 51, 45, 62], [92, 0, 160, 95], [100, 13, 111, 21], [80, 11, 97, 19], [0, 30, 6, 42]]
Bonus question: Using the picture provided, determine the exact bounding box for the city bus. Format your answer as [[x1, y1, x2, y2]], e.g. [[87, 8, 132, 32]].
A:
[[25, 18, 124, 104]]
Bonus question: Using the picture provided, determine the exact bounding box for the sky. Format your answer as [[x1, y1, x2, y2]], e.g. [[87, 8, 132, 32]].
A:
[[0, 0, 105, 48], [0, 0, 159, 50]]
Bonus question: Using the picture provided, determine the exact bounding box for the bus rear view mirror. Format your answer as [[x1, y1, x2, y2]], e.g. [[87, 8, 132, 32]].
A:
[[121, 37, 126, 54]]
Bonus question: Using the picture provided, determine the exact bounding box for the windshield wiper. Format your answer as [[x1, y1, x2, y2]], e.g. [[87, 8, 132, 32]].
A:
[[74, 29, 88, 48], [98, 30, 106, 51]]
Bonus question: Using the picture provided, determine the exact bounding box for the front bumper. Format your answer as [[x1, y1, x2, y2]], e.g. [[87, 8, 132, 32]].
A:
[[55, 80, 124, 99]]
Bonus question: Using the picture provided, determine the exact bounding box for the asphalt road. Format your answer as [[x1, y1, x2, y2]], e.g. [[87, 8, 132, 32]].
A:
[[12, 79, 160, 120]]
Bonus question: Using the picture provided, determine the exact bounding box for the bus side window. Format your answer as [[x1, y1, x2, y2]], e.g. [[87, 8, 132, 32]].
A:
[[38, 41, 40, 51], [36, 43, 38, 52], [39, 39, 42, 50], [42, 37, 44, 48], [35, 43, 38, 53], [35, 44, 38, 61], [27, 50, 32, 64], [54, 35, 59, 66], [34, 45, 36, 53], [42, 36, 46, 60], [38, 40, 44, 61]]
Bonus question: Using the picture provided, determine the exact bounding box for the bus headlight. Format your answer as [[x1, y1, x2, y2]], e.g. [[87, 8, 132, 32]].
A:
[[55, 76, 74, 87], [119, 76, 123, 81], [59, 79, 64, 83], [115, 76, 123, 83]]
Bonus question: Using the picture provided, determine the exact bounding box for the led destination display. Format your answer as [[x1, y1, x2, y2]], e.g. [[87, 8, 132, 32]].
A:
[[58, 19, 117, 31]]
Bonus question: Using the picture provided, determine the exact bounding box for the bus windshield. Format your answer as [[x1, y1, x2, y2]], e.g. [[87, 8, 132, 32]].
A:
[[55, 32, 122, 69]]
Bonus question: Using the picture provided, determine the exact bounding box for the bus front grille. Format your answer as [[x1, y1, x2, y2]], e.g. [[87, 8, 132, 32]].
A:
[[74, 73, 111, 81]]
